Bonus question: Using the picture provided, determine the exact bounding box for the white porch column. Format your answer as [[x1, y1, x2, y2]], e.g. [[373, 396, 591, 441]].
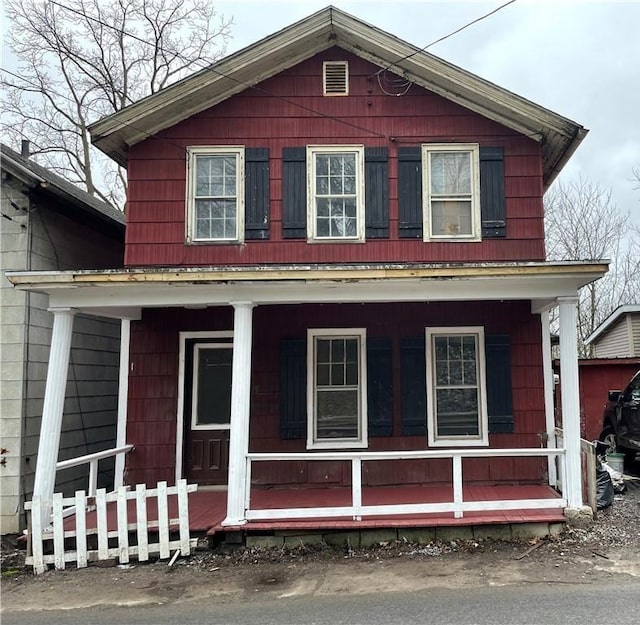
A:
[[114, 318, 131, 489], [557, 296, 583, 509], [222, 302, 254, 526], [540, 310, 558, 486], [32, 308, 75, 525]]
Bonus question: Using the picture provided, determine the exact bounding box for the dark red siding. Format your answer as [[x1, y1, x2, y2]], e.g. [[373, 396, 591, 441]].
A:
[[125, 49, 545, 267], [554, 358, 640, 441], [124, 301, 547, 488]]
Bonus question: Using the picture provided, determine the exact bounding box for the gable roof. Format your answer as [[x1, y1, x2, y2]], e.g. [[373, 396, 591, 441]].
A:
[[584, 304, 640, 345], [89, 5, 587, 189], [1, 143, 125, 232]]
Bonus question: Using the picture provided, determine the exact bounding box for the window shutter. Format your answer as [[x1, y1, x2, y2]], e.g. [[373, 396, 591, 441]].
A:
[[279, 338, 307, 439], [398, 147, 423, 238], [282, 147, 307, 238], [367, 337, 393, 437], [245, 148, 270, 240], [485, 334, 514, 433], [400, 337, 427, 435], [480, 146, 506, 238], [365, 147, 389, 239]]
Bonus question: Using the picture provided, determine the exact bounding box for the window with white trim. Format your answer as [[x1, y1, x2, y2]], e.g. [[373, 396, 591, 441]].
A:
[[425, 327, 488, 446], [423, 144, 480, 241], [307, 328, 368, 449], [307, 145, 365, 242], [187, 146, 244, 242]]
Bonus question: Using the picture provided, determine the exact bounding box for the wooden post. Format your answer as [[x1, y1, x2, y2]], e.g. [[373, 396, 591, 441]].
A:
[[558, 296, 583, 509], [222, 302, 254, 526], [115, 318, 131, 489], [541, 310, 558, 486], [32, 308, 75, 527], [452, 455, 463, 518]]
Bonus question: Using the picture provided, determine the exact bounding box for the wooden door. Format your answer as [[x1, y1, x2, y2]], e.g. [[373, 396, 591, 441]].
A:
[[184, 342, 233, 485]]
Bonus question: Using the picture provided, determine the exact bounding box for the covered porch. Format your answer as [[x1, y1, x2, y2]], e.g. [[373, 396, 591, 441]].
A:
[[6, 261, 607, 530], [62, 483, 565, 537]]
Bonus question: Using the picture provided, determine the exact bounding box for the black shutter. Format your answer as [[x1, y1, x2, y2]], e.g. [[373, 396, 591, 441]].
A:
[[280, 338, 307, 439], [365, 147, 389, 239], [367, 338, 393, 437], [480, 146, 506, 238], [398, 147, 423, 239], [245, 148, 269, 240], [485, 334, 514, 433], [282, 147, 307, 238], [400, 337, 426, 435]]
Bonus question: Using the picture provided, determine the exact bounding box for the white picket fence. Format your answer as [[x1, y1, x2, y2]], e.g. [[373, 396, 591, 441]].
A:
[[25, 480, 198, 575]]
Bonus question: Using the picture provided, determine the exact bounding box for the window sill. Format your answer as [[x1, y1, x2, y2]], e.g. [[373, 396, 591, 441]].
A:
[[306, 439, 368, 451], [428, 438, 489, 448]]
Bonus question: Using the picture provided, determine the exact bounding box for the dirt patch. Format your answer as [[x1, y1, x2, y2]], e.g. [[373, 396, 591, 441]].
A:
[[3, 475, 639, 613]]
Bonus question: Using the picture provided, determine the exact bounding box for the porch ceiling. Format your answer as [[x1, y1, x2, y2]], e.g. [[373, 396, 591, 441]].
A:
[[6, 261, 608, 318]]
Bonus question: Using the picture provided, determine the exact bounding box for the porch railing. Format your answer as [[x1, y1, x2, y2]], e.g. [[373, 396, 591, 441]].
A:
[[56, 444, 134, 497], [554, 428, 597, 513], [245, 448, 567, 521]]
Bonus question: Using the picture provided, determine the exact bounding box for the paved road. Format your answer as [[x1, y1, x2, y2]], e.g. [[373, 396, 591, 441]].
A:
[[4, 578, 639, 625]]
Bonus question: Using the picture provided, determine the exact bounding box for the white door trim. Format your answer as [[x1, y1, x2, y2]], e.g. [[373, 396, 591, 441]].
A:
[[176, 330, 233, 484]]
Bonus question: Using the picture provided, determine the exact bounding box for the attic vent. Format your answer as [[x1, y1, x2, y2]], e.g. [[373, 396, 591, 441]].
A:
[[323, 61, 349, 96]]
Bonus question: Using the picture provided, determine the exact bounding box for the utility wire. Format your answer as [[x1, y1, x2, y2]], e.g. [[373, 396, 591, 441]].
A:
[[47, 0, 388, 140], [374, 0, 518, 76]]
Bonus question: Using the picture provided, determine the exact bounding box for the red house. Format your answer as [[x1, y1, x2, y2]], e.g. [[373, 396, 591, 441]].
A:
[[9, 7, 608, 534]]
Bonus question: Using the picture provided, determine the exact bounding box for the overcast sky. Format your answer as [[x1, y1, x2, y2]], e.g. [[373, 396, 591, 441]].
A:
[[216, 0, 640, 223]]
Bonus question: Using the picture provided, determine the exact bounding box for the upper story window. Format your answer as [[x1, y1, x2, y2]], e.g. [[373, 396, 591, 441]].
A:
[[307, 328, 368, 450], [307, 145, 365, 242], [425, 326, 488, 447], [186, 146, 245, 243], [422, 144, 481, 241]]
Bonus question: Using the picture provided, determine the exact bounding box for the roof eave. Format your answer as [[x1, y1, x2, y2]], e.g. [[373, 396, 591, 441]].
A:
[[89, 5, 587, 182]]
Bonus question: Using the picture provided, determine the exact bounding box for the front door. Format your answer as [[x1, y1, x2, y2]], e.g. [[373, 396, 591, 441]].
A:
[[184, 341, 233, 485]]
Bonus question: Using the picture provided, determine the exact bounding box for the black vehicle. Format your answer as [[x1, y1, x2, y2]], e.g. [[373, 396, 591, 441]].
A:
[[598, 369, 640, 461]]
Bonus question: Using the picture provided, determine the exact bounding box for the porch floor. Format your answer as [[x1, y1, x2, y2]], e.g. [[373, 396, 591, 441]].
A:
[[63, 484, 565, 537]]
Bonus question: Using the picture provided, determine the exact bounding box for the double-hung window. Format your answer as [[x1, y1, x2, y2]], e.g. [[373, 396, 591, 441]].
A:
[[307, 145, 365, 242], [425, 327, 488, 446], [187, 146, 244, 243], [423, 144, 480, 241], [307, 329, 367, 449]]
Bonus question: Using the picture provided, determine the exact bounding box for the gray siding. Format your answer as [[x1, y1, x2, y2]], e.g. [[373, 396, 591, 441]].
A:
[[0, 185, 29, 534], [593, 318, 632, 358], [2, 191, 123, 532], [21, 206, 122, 507], [631, 315, 640, 357]]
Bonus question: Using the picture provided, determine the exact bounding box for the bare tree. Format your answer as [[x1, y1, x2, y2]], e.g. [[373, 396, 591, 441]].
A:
[[1, 0, 232, 209], [545, 177, 640, 356]]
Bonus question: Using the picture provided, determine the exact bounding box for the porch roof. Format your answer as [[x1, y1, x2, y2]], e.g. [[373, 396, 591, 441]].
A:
[[6, 261, 608, 319]]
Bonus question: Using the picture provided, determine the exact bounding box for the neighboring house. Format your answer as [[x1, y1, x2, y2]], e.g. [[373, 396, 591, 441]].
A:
[[585, 305, 640, 358], [0, 143, 125, 533], [7, 7, 608, 530]]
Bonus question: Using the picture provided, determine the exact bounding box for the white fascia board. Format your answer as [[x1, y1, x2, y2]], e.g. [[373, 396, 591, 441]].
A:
[[40, 273, 605, 313]]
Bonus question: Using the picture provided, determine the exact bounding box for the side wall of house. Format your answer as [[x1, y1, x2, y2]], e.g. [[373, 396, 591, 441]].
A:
[[124, 300, 546, 488], [20, 203, 124, 523], [0, 185, 29, 534], [631, 314, 640, 357], [125, 49, 545, 267], [592, 318, 632, 358]]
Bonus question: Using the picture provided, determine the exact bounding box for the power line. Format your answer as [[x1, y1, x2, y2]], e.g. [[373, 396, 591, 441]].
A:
[[374, 0, 518, 77], [0, 67, 191, 157]]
